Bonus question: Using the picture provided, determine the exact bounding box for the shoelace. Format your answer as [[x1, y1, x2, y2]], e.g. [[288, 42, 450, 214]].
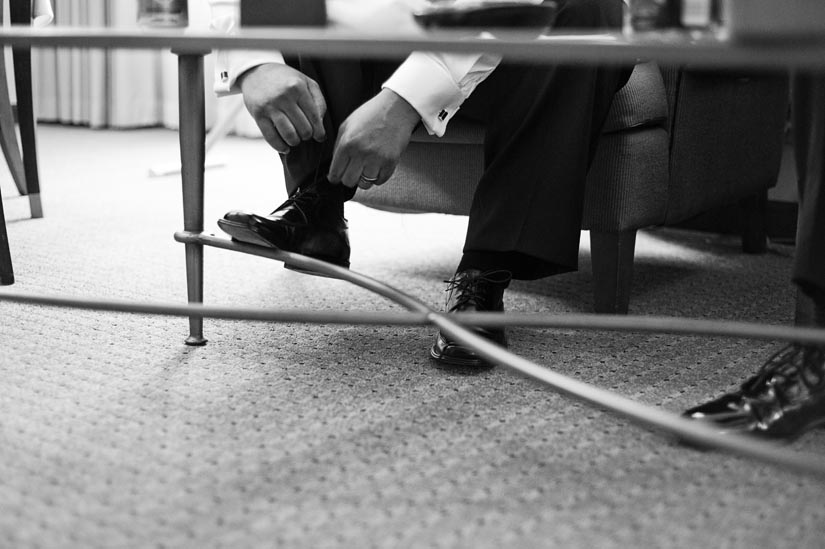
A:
[[275, 185, 320, 224], [741, 343, 825, 403], [443, 270, 511, 311]]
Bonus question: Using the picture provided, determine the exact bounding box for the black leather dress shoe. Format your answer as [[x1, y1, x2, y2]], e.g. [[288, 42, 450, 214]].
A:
[[683, 343, 825, 441], [430, 269, 512, 368], [218, 183, 350, 273]]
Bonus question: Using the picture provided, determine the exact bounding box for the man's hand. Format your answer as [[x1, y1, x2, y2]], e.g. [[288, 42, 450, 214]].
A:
[[328, 88, 421, 189], [238, 63, 327, 154]]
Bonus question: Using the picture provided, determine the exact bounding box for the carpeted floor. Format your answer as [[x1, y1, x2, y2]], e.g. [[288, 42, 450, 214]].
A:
[[1, 125, 823, 548]]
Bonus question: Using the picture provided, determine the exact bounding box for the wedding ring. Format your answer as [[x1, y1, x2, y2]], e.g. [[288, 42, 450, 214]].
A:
[[359, 174, 379, 183]]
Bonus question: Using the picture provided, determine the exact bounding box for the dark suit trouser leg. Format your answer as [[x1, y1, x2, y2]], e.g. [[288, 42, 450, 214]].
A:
[[792, 73, 825, 326], [279, 58, 386, 199], [457, 0, 630, 279]]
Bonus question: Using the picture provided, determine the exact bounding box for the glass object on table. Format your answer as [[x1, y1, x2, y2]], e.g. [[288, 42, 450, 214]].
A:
[[240, 0, 327, 27], [625, 0, 722, 33], [681, 0, 722, 29], [625, 0, 680, 32], [137, 0, 188, 28]]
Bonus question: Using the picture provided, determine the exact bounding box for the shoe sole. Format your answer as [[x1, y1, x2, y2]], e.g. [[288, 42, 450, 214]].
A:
[[428, 345, 492, 369], [218, 218, 277, 248], [679, 414, 825, 450], [217, 218, 349, 278], [772, 415, 825, 444]]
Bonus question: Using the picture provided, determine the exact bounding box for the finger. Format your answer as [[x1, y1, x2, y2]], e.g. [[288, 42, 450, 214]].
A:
[[255, 117, 289, 154], [328, 138, 349, 184], [372, 164, 394, 186], [357, 166, 382, 190], [270, 112, 302, 148], [304, 79, 327, 142], [342, 160, 364, 189], [280, 104, 314, 142]]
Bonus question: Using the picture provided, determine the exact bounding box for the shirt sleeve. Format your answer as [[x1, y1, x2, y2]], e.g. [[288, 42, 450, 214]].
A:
[[382, 49, 501, 137], [209, 0, 502, 132], [208, 0, 286, 96], [32, 0, 54, 26]]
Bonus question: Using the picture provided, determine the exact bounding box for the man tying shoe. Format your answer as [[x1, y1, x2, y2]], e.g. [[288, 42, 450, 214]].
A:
[[208, 0, 631, 367]]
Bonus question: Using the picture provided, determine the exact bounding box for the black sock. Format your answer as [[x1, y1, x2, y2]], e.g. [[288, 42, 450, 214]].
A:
[[456, 252, 514, 288], [458, 249, 572, 281], [458, 252, 509, 274], [307, 175, 356, 202]]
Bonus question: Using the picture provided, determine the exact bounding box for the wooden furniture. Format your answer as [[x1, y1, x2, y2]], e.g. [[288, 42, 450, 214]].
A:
[[0, 26, 823, 342], [0, 0, 43, 286], [1, 0, 42, 214], [0, 181, 10, 284]]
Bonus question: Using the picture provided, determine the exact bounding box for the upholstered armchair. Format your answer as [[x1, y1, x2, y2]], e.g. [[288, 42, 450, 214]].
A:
[[352, 62, 789, 313]]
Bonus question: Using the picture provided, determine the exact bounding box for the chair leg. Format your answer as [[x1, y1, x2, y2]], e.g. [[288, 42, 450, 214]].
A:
[[177, 52, 208, 346], [590, 230, 637, 314], [740, 189, 768, 254], [10, 0, 43, 219], [0, 187, 14, 285], [0, 35, 27, 196]]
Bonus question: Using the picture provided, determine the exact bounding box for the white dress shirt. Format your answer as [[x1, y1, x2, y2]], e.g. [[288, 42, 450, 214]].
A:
[[32, 0, 54, 26], [208, 0, 505, 136]]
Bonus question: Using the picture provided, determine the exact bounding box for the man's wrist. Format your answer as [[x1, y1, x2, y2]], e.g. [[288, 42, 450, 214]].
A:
[[379, 88, 422, 131], [236, 63, 270, 93]]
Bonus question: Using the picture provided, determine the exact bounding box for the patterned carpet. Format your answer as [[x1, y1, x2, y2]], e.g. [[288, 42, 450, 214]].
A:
[[1, 125, 823, 548]]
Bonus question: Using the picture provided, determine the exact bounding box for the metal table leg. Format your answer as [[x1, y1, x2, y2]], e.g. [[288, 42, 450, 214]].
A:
[[175, 50, 208, 346]]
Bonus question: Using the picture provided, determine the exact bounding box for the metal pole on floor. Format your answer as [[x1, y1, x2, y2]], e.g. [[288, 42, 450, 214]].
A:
[[3, 245, 825, 478]]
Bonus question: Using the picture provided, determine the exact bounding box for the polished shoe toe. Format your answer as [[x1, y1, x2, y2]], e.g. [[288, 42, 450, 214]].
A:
[[217, 184, 351, 272], [430, 332, 497, 368], [683, 394, 766, 435], [223, 210, 254, 224], [682, 343, 825, 442], [218, 211, 277, 248]]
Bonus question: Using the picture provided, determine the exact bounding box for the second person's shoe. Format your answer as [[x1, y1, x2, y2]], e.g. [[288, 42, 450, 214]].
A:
[[682, 343, 825, 441], [430, 269, 512, 368], [218, 182, 351, 272]]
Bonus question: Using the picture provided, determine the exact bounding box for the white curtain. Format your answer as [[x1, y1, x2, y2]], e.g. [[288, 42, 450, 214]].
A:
[[32, 0, 259, 136]]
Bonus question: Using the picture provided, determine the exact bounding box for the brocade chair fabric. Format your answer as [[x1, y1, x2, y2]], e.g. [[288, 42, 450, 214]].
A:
[[353, 62, 789, 313]]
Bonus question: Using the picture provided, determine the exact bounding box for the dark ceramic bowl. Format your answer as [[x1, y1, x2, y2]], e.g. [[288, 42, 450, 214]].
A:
[[413, 1, 559, 30]]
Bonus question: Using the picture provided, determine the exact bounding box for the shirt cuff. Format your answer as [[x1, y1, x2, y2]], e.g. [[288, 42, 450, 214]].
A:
[[382, 52, 467, 137], [213, 50, 286, 96], [32, 0, 54, 26]]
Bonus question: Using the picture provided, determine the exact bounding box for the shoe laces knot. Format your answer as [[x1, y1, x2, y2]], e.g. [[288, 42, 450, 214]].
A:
[[443, 270, 511, 312], [279, 186, 320, 224], [742, 343, 825, 405]]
